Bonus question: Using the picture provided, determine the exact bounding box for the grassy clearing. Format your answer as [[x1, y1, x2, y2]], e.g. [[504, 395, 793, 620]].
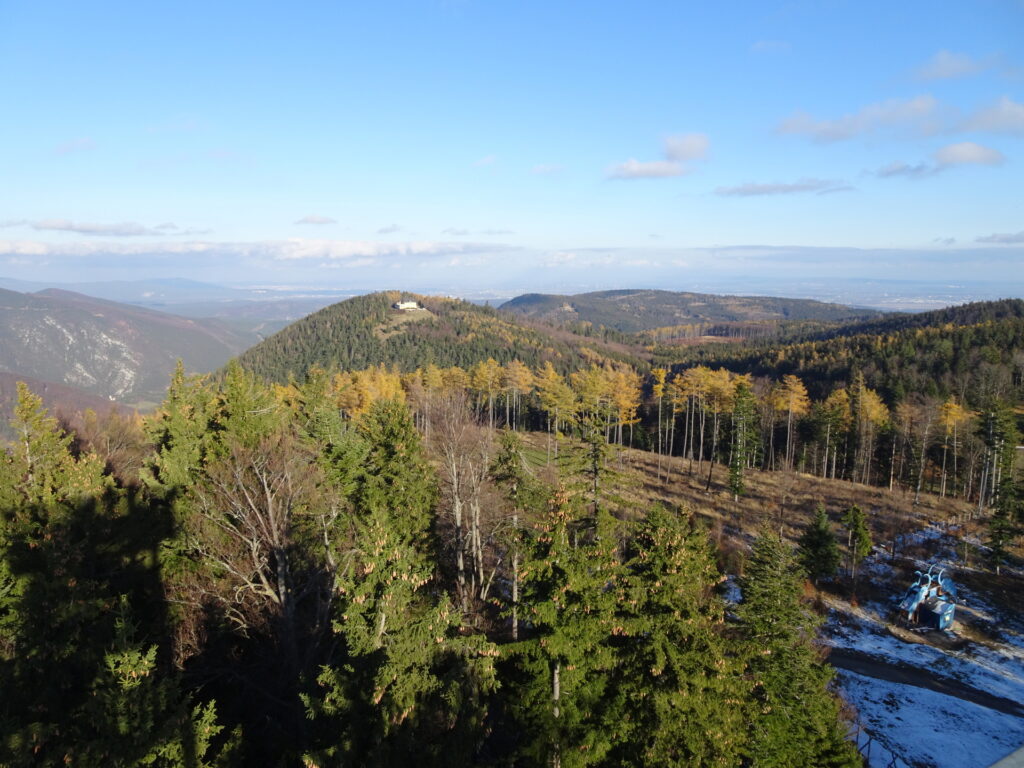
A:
[[373, 307, 434, 341]]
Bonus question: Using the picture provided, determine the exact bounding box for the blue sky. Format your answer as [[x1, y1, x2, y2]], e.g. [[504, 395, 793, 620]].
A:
[[1, 0, 1022, 298]]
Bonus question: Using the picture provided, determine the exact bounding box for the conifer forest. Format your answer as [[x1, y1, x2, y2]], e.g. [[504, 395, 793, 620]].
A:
[[2, 293, 1022, 768]]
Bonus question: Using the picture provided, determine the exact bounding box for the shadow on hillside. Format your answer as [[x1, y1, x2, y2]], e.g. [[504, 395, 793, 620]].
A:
[[0, 487, 212, 765]]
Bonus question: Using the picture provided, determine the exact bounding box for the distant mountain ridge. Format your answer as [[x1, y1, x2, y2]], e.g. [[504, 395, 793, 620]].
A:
[[500, 288, 881, 333], [0, 287, 260, 405]]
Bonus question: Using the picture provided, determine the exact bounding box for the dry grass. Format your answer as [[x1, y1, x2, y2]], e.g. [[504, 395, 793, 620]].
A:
[[516, 430, 978, 557], [374, 307, 435, 340]]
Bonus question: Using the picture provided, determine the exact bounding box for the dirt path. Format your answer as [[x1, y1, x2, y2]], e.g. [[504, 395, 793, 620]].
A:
[[829, 648, 1024, 718]]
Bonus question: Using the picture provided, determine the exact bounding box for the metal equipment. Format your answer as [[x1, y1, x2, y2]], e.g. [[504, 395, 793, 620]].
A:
[[896, 564, 957, 631]]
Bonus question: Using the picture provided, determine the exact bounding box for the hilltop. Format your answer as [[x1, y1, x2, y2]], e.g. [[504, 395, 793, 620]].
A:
[[236, 290, 649, 382], [501, 288, 881, 333]]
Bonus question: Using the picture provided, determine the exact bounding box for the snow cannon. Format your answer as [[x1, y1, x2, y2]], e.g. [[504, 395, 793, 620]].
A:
[[896, 565, 956, 631]]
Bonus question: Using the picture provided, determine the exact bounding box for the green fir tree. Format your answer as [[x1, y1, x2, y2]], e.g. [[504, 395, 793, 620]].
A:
[[798, 505, 841, 585], [737, 529, 861, 768]]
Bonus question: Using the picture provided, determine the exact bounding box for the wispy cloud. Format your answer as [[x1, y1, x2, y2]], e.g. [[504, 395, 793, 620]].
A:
[[4, 219, 210, 237], [873, 141, 1005, 179], [32, 219, 161, 236], [608, 133, 709, 179], [531, 163, 564, 175], [442, 227, 513, 236], [664, 133, 710, 162], [966, 96, 1024, 136], [377, 224, 402, 234], [874, 161, 936, 179], [608, 160, 686, 179], [55, 137, 96, 155], [294, 215, 337, 225], [716, 178, 849, 196], [0, 238, 515, 267], [933, 237, 957, 245], [778, 95, 941, 142], [474, 154, 497, 167], [934, 141, 1005, 166], [976, 231, 1024, 244], [916, 50, 987, 80], [751, 40, 790, 54]]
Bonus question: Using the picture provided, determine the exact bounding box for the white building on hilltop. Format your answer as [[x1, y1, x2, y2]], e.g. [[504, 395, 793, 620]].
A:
[[393, 300, 421, 311]]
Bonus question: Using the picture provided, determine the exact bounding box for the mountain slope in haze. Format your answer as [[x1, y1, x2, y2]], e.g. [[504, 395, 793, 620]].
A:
[[501, 288, 882, 333], [0, 288, 260, 404], [237, 291, 648, 382], [0, 372, 122, 439]]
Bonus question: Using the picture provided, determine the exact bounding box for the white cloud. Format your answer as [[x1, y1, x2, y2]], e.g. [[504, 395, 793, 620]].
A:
[[976, 231, 1024, 244], [442, 227, 470, 236], [716, 178, 848, 196], [55, 137, 95, 155], [608, 133, 709, 179], [934, 141, 1005, 166], [917, 50, 986, 80], [294, 215, 337, 225], [377, 224, 402, 234], [778, 95, 940, 142], [966, 96, 1024, 136], [474, 154, 497, 167], [608, 159, 685, 179], [664, 133, 709, 162], [0, 238, 514, 267]]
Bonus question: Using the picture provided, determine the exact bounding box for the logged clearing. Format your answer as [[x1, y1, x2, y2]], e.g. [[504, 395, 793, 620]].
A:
[[373, 306, 434, 340]]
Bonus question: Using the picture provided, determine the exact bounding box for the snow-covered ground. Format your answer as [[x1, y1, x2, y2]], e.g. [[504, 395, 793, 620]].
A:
[[838, 669, 1024, 768], [822, 523, 1024, 768]]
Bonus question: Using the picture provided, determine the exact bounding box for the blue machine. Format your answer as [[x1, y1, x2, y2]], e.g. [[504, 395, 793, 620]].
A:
[[897, 565, 957, 631]]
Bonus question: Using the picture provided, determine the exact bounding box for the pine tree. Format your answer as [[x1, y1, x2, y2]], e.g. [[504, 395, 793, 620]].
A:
[[798, 505, 841, 585], [737, 529, 860, 768]]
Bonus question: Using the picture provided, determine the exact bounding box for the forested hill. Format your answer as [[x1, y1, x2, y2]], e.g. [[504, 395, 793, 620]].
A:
[[799, 297, 1024, 342], [655, 298, 1024, 404], [236, 290, 648, 381], [500, 288, 881, 332]]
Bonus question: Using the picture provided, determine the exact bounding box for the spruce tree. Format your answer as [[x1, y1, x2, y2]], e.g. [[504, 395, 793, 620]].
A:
[[607, 505, 748, 766], [729, 379, 757, 501], [841, 505, 873, 580], [798, 505, 841, 585], [490, 428, 537, 641], [305, 399, 496, 767], [511, 490, 621, 767], [737, 529, 861, 768]]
